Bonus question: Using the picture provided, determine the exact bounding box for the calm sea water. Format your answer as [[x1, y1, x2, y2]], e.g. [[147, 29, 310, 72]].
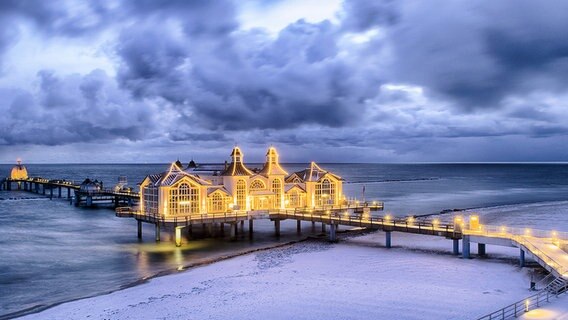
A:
[[0, 163, 567, 318]]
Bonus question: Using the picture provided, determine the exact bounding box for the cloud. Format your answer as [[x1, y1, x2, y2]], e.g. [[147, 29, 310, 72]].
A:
[[373, 0, 568, 109], [1, 0, 568, 162], [0, 69, 156, 146]]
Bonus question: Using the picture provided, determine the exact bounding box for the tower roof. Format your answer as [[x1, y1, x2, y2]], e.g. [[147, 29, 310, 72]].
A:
[[221, 147, 253, 176], [258, 147, 288, 176]]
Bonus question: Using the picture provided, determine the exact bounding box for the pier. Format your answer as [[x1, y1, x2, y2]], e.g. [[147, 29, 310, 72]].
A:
[[116, 204, 568, 281], [1, 177, 139, 208]]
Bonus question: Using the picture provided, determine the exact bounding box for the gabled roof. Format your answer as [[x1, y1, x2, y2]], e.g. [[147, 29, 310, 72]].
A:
[[286, 162, 342, 182], [285, 184, 306, 193], [221, 147, 254, 176], [258, 147, 288, 176], [207, 186, 231, 196], [285, 172, 303, 183], [144, 162, 211, 187]]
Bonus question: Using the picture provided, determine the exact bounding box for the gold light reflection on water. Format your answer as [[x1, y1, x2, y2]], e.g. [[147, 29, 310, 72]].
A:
[[125, 241, 209, 277]]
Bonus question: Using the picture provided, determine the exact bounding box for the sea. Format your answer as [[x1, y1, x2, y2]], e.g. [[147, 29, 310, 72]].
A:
[[0, 163, 567, 318]]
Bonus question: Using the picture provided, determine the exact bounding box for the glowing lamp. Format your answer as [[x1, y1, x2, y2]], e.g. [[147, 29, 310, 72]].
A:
[[469, 215, 479, 230]]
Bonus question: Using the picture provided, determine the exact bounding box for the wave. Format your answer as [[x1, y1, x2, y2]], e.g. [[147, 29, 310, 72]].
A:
[[0, 197, 49, 201], [345, 177, 440, 184], [417, 199, 568, 218]]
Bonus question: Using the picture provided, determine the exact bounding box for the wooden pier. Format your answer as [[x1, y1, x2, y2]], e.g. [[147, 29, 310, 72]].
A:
[[1, 177, 139, 208], [116, 204, 568, 283]]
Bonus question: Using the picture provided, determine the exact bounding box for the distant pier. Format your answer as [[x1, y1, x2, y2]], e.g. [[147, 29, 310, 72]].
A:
[[1, 177, 138, 208]]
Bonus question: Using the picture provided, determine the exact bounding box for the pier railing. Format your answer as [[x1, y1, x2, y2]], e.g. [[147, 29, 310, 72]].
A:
[[465, 225, 568, 278], [116, 207, 249, 225], [477, 289, 560, 320], [465, 225, 568, 242]]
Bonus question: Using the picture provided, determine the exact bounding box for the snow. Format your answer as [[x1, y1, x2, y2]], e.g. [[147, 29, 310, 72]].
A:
[[19, 231, 558, 320]]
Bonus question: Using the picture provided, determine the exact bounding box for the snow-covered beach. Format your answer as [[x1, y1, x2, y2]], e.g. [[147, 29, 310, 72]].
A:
[[19, 230, 568, 320]]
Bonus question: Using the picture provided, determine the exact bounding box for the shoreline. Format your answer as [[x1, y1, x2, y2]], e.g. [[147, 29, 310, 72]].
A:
[[6, 228, 366, 320], [18, 230, 553, 320]]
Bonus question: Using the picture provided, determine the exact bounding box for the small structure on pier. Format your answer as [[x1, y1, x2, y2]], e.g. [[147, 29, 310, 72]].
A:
[[80, 179, 103, 192], [10, 159, 28, 180], [139, 146, 344, 218]]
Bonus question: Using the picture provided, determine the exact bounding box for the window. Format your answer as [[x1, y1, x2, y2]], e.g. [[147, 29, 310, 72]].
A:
[[211, 193, 224, 212], [169, 182, 200, 215], [293, 178, 302, 183], [271, 179, 281, 208], [315, 178, 335, 207], [143, 185, 159, 215], [236, 180, 246, 209], [286, 189, 305, 207], [250, 179, 265, 190]]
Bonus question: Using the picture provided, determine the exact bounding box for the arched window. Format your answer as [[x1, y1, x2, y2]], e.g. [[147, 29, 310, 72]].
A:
[[169, 182, 200, 215], [286, 189, 305, 207], [212, 193, 224, 212], [179, 183, 191, 215], [315, 178, 335, 207], [236, 180, 246, 209], [272, 179, 282, 208], [250, 179, 265, 190]]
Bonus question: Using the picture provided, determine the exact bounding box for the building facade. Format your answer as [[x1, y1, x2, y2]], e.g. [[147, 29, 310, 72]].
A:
[[139, 146, 344, 217]]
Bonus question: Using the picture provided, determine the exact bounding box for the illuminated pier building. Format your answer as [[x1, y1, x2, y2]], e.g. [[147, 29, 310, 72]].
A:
[[139, 147, 344, 217], [10, 159, 28, 180]]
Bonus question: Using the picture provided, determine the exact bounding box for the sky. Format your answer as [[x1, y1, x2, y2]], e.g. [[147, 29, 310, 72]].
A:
[[1, 0, 568, 164]]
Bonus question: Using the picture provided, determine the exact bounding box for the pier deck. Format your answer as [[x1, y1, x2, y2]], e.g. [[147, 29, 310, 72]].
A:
[[116, 205, 568, 280]]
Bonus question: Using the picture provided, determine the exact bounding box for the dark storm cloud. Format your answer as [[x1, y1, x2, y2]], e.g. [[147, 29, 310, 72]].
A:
[[377, 0, 568, 109], [116, 15, 380, 132], [0, 70, 154, 146], [1, 0, 568, 161]]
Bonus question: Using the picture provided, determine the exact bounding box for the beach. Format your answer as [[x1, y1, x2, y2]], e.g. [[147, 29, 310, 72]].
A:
[[19, 231, 568, 320]]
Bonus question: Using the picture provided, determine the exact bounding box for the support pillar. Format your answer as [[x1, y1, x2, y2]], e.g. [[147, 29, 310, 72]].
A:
[[58, 187, 62, 198], [462, 235, 470, 259], [249, 219, 254, 239], [187, 224, 193, 238], [155, 224, 161, 242], [218, 224, 223, 237], [42, 185, 45, 195], [240, 220, 244, 231], [312, 221, 316, 232], [520, 249, 525, 268], [230, 223, 237, 240], [329, 223, 337, 242], [208, 223, 213, 236], [386, 231, 392, 248], [297, 220, 301, 233], [478, 243, 486, 256], [175, 227, 183, 247], [321, 223, 326, 234], [453, 239, 459, 255], [137, 220, 142, 239], [50, 187, 53, 200], [67, 188, 71, 199], [86, 196, 92, 206], [36, 183, 40, 193], [275, 220, 281, 237]]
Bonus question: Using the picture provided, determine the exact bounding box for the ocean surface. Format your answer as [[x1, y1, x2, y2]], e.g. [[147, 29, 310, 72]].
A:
[[0, 163, 567, 318]]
